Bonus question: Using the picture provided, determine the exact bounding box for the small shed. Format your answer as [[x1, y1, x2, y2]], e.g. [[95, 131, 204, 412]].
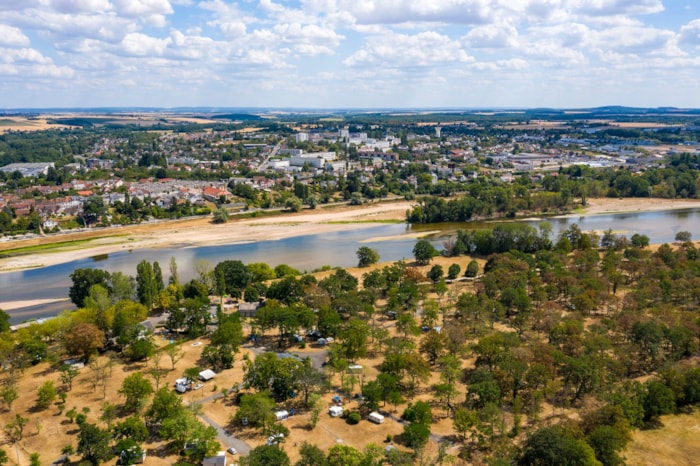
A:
[[199, 369, 216, 381], [329, 406, 344, 417], [238, 302, 261, 318], [202, 451, 227, 466]]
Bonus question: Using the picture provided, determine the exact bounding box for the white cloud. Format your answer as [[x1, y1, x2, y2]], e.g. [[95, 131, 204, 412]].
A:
[[344, 31, 472, 67], [51, 0, 112, 14], [0, 46, 74, 79], [464, 23, 518, 48], [330, 0, 493, 26], [680, 19, 700, 48], [200, 0, 250, 38], [0, 24, 31, 47], [587, 26, 675, 56], [272, 23, 344, 55], [119, 32, 171, 56], [572, 0, 664, 17], [112, 0, 174, 17]]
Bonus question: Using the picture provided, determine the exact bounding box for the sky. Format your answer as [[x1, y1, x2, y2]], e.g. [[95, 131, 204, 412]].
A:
[[1, 0, 700, 109]]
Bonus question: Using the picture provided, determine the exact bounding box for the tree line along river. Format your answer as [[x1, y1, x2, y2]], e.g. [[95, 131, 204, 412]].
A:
[[1, 208, 699, 324]]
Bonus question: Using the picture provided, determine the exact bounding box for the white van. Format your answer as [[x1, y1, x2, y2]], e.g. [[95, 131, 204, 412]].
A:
[[368, 412, 385, 424]]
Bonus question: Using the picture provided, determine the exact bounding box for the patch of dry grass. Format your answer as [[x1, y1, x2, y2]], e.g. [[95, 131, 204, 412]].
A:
[[624, 410, 700, 466]]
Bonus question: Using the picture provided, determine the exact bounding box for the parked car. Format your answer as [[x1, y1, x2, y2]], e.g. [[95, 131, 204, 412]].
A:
[[266, 433, 284, 446], [227, 447, 238, 455]]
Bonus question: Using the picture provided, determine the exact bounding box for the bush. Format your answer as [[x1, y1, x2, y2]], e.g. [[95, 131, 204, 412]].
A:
[[447, 263, 461, 280], [347, 412, 361, 424]]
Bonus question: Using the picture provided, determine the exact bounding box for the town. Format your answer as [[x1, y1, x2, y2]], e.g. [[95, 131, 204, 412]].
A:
[[1, 108, 699, 237]]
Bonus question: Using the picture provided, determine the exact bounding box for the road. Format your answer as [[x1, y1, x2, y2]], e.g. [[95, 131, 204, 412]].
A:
[[256, 140, 284, 171], [200, 411, 251, 455], [190, 385, 252, 455]]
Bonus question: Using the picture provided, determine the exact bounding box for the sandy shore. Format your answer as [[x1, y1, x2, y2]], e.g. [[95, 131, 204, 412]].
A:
[[0, 201, 416, 275], [1, 196, 699, 304], [572, 197, 700, 216]]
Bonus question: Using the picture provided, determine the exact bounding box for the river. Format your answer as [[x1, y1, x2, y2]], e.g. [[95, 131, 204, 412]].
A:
[[2, 208, 699, 324]]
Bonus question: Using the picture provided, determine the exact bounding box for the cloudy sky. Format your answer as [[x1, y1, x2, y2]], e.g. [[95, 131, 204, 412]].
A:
[[1, 0, 700, 109]]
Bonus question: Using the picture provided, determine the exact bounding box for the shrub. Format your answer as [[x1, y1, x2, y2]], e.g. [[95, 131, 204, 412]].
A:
[[347, 412, 361, 424]]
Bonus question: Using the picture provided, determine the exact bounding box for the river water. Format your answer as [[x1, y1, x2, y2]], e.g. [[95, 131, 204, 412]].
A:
[[2, 208, 699, 323]]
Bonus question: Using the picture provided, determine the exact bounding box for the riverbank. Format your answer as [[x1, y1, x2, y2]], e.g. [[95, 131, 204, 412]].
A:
[[574, 197, 700, 216], [0, 197, 699, 280], [0, 201, 415, 274]]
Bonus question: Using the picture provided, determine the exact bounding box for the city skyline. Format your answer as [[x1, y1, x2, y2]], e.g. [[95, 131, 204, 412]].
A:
[[1, 0, 700, 109]]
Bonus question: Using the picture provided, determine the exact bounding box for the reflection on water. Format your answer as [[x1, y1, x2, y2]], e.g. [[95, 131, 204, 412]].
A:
[[2, 208, 699, 323]]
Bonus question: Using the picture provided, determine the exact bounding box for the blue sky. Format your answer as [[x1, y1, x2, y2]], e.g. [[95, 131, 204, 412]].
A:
[[1, 0, 700, 109]]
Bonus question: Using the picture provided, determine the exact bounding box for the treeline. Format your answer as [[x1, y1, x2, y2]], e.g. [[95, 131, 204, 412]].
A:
[[407, 185, 574, 224]]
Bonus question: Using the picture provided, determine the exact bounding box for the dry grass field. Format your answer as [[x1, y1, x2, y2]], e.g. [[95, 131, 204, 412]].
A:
[[624, 410, 700, 466]]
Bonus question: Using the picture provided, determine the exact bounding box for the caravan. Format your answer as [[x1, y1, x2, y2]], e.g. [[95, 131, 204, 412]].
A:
[[368, 412, 385, 424]]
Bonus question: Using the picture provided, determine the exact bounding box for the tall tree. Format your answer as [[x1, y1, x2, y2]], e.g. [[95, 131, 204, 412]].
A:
[[136, 260, 158, 308]]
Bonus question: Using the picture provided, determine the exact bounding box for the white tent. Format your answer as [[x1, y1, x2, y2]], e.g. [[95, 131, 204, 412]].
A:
[[199, 369, 216, 381]]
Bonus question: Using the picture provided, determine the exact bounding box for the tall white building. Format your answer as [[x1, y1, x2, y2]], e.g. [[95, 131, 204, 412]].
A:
[[295, 132, 308, 142]]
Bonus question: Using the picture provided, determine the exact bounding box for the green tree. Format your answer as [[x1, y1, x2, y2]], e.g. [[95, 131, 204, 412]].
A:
[[0, 386, 18, 412], [413, 238, 436, 265], [675, 230, 692, 243], [215, 260, 252, 298], [233, 392, 276, 433], [296, 442, 327, 466], [69, 268, 111, 307], [112, 416, 149, 442], [465, 260, 479, 278], [36, 380, 57, 410], [213, 207, 229, 224], [3, 414, 28, 442], [59, 361, 81, 391], [447, 263, 461, 280], [326, 444, 363, 466], [146, 387, 184, 427], [77, 422, 112, 465], [136, 260, 158, 308], [519, 425, 601, 466], [119, 372, 154, 413], [285, 196, 303, 212], [0, 310, 10, 333], [427, 264, 444, 283], [630, 233, 650, 248], [453, 406, 478, 442], [245, 445, 291, 466], [356, 246, 380, 268]]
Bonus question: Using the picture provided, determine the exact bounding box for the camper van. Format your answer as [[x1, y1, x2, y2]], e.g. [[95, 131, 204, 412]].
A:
[[368, 412, 385, 424]]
